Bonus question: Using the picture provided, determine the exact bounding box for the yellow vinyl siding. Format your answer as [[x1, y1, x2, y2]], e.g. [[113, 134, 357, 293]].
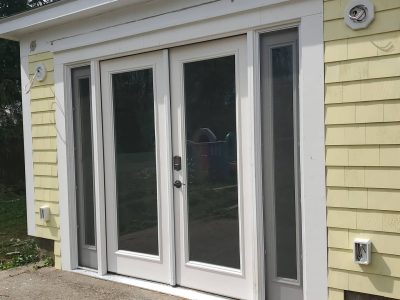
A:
[[325, 0, 400, 299], [324, 6, 400, 42], [28, 52, 61, 269]]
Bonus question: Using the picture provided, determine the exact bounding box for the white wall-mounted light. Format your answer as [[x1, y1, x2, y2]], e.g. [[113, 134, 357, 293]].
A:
[[345, 0, 375, 30]]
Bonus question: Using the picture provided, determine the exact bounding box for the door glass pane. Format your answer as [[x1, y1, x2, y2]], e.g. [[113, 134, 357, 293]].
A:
[[112, 69, 159, 256], [79, 77, 96, 246], [271, 45, 297, 279], [184, 56, 240, 269]]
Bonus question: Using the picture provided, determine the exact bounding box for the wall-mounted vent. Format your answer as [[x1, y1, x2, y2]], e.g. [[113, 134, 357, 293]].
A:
[[344, 0, 375, 30]]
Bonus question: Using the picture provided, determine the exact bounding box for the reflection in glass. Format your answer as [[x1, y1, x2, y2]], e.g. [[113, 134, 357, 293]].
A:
[[72, 73, 96, 248], [271, 45, 298, 279], [79, 78, 96, 246], [112, 69, 158, 255], [184, 56, 240, 269]]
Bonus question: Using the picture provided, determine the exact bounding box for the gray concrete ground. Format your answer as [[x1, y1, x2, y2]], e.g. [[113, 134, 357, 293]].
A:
[[0, 265, 183, 300]]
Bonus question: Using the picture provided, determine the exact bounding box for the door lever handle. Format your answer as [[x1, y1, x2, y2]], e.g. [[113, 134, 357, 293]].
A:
[[173, 180, 182, 188]]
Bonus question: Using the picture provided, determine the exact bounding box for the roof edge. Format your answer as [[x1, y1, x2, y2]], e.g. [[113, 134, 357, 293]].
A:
[[0, 0, 149, 40], [0, 0, 70, 23]]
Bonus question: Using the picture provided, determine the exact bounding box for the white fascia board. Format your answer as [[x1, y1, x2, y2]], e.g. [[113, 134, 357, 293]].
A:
[[49, 0, 295, 54], [0, 0, 150, 40], [52, 0, 317, 62]]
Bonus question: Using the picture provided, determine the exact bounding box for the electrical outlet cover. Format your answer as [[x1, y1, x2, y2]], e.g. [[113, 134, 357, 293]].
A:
[[39, 206, 50, 222], [353, 238, 371, 265]]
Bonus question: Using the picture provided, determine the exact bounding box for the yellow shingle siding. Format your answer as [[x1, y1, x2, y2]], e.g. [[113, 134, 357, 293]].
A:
[[325, 1, 400, 299], [28, 52, 61, 269]]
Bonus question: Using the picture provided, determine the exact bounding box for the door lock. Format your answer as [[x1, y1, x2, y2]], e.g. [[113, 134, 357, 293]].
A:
[[173, 156, 181, 171], [173, 180, 182, 188]]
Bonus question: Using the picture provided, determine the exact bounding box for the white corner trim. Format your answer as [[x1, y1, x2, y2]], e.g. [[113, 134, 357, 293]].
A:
[[299, 12, 327, 300], [20, 54, 35, 236]]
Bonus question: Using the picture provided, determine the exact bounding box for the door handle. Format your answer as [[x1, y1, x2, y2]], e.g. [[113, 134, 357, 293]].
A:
[[173, 180, 182, 188]]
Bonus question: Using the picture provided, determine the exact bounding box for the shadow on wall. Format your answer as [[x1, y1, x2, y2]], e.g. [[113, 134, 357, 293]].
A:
[[353, 253, 394, 298], [345, 290, 395, 300]]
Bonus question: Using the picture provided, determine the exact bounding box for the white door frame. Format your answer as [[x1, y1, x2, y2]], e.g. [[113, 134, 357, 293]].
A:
[[54, 3, 326, 299]]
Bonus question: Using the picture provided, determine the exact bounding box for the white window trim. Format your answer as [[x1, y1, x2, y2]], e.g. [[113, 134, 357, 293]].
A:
[[52, 1, 326, 299]]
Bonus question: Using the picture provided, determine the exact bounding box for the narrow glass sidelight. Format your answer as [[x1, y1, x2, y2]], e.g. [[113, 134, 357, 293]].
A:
[[261, 28, 302, 300], [111, 68, 159, 256], [79, 77, 96, 247], [72, 66, 97, 269], [271, 44, 298, 280], [183, 55, 240, 269]]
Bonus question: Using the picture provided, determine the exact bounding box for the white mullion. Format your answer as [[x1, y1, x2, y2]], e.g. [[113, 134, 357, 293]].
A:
[[247, 30, 266, 300], [90, 60, 108, 275]]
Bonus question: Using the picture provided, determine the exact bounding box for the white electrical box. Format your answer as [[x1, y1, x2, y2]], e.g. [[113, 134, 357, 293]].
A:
[[353, 238, 371, 265], [39, 206, 50, 222]]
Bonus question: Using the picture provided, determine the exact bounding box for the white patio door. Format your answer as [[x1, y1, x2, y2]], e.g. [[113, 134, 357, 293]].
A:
[[170, 36, 253, 299], [101, 50, 174, 284], [101, 36, 254, 299]]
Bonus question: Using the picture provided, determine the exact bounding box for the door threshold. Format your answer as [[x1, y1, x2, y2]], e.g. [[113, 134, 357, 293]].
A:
[[72, 268, 233, 300]]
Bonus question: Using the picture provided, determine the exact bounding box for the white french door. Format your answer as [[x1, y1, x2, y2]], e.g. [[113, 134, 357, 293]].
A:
[[100, 36, 254, 299], [170, 36, 253, 299], [101, 50, 174, 284]]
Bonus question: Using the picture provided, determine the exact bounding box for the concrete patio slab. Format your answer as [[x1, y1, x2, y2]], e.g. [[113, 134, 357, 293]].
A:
[[0, 265, 183, 300]]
